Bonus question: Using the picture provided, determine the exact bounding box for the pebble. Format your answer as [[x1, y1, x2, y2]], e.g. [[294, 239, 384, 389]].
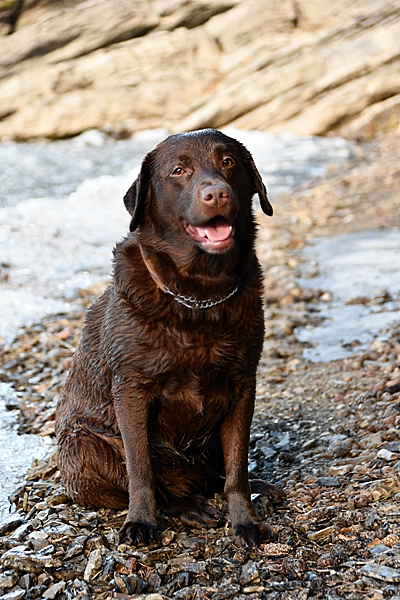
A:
[[243, 585, 266, 593], [0, 516, 25, 537], [9, 524, 33, 542], [307, 525, 335, 541], [377, 448, 399, 461], [359, 563, 400, 582], [42, 581, 66, 599], [262, 543, 291, 556], [161, 529, 176, 546], [0, 570, 19, 589], [83, 548, 103, 581], [359, 432, 383, 449], [302, 438, 317, 450], [184, 561, 206, 574], [240, 561, 260, 586], [1, 546, 61, 573], [0, 590, 26, 600], [316, 476, 340, 487]]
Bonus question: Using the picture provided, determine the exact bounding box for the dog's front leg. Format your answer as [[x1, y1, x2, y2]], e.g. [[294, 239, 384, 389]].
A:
[[220, 384, 271, 547], [112, 375, 157, 545]]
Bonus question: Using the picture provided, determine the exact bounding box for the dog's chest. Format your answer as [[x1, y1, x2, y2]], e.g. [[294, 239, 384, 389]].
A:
[[139, 315, 238, 377], [153, 374, 231, 446], [152, 324, 238, 424]]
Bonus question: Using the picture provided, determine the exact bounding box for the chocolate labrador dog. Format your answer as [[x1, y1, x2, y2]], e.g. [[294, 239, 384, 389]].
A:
[[56, 129, 284, 547]]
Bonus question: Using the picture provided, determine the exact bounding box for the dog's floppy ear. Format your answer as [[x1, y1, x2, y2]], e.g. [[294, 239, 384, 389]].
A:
[[123, 151, 155, 232], [238, 143, 273, 217]]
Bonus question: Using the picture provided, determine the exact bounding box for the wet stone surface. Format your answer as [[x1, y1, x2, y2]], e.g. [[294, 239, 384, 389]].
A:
[[0, 131, 399, 598]]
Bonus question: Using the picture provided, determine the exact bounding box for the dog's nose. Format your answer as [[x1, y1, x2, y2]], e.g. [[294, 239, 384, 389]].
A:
[[201, 184, 229, 207]]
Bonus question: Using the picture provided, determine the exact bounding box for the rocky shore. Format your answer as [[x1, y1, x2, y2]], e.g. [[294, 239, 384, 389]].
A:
[[0, 0, 399, 141], [0, 130, 399, 599]]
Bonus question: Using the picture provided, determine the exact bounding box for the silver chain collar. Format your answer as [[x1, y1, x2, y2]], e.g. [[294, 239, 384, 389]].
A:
[[138, 243, 240, 310], [163, 280, 241, 310]]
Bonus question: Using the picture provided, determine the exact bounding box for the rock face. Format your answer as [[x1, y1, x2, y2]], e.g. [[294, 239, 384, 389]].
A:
[[0, 0, 399, 140]]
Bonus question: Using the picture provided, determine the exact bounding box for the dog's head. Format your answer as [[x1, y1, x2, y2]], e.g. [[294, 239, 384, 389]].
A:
[[124, 129, 273, 254]]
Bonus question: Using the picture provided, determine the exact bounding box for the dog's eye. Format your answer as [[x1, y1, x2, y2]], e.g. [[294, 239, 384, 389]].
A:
[[171, 167, 185, 176], [222, 157, 235, 168]]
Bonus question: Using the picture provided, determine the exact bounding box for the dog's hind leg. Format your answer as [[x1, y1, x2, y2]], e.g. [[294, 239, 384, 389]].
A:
[[57, 426, 129, 509]]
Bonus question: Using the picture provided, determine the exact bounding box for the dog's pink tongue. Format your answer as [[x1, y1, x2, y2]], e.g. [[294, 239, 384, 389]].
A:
[[196, 220, 232, 241]]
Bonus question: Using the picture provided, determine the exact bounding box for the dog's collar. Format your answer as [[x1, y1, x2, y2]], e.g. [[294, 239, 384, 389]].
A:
[[138, 244, 240, 310]]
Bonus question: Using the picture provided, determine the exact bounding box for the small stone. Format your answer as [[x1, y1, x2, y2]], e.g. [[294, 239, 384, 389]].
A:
[[161, 529, 176, 546], [359, 563, 400, 582], [386, 512, 400, 523], [35, 509, 50, 521], [0, 570, 19, 589], [84, 548, 103, 581], [385, 442, 400, 452], [369, 544, 391, 556], [114, 573, 131, 594], [0, 590, 26, 600], [1, 545, 61, 573], [115, 557, 137, 575], [148, 572, 162, 590], [262, 543, 291, 556], [42, 581, 66, 599], [359, 432, 383, 449], [31, 537, 51, 552], [85, 534, 108, 552], [381, 534, 400, 547], [240, 560, 260, 586], [37, 573, 52, 586], [0, 514, 25, 536], [64, 542, 84, 559], [168, 555, 195, 567], [144, 548, 174, 565], [105, 530, 119, 547], [42, 524, 76, 540], [316, 476, 340, 487], [302, 438, 317, 450], [9, 522, 33, 541], [320, 292, 333, 302], [307, 525, 335, 541], [377, 448, 398, 461], [184, 561, 206, 574], [18, 574, 32, 590], [45, 494, 70, 507], [331, 444, 351, 458], [181, 536, 206, 550], [274, 431, 291, 451]]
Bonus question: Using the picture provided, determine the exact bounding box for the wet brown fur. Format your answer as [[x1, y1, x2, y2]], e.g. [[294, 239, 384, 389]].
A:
[[55, 129, 284, 547]]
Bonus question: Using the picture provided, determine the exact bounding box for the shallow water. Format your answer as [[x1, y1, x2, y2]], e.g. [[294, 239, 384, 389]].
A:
[[0, 383, 51, 519], [0, 127, 352, 208], [0, 127, 360, 519], [297, 229, 400, 361]]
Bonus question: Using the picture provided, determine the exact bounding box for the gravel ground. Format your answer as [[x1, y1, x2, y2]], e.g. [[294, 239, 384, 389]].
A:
[[0, 131, 399, 600]]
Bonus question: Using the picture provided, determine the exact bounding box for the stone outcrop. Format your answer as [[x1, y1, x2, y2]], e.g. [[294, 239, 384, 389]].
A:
[[0, 0, 399, 140]]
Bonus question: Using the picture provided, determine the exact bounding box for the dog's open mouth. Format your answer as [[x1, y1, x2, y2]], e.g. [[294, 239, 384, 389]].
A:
[[184, 216, 234, 251]]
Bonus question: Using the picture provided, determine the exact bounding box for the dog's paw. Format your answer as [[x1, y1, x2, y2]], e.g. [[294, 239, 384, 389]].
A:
[[249, 479, 286, 504], [233, 521, 272, 548], [119, 520, 158, 546]]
